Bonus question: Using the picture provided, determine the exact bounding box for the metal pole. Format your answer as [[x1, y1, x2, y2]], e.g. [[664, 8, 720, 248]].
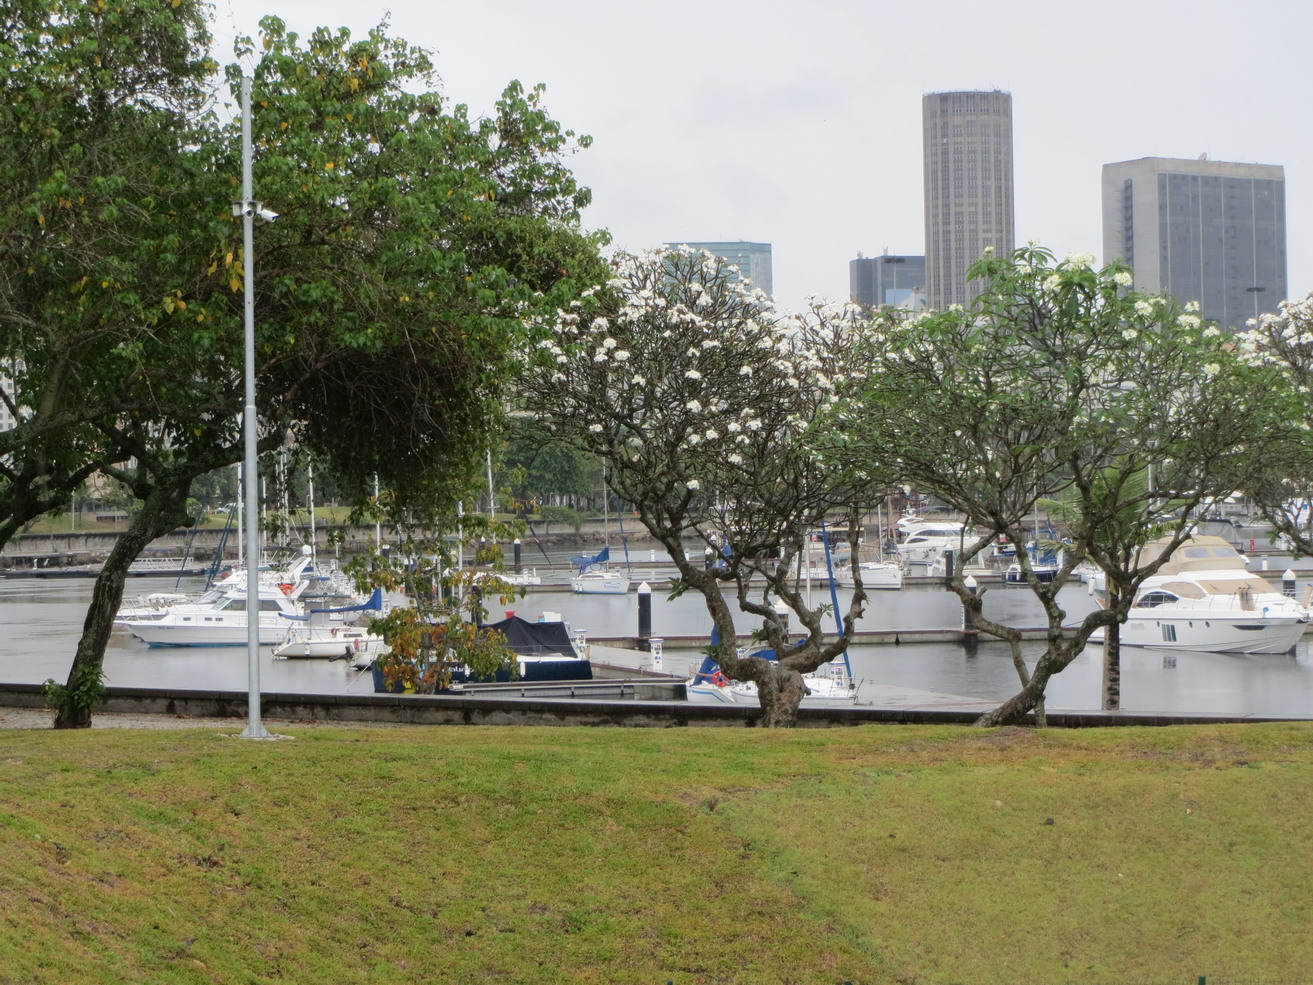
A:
[[239, 76, 269, 739]]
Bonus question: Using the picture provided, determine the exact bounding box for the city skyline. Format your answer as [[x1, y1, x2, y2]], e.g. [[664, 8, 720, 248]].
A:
[[213, 0, 1312, 316]]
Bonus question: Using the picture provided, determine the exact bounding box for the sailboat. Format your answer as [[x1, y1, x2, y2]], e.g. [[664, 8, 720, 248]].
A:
[[570, 474, 632, 594], [570, 545, 631, 594]]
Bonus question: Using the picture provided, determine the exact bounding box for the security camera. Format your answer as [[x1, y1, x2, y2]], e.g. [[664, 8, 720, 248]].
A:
[[230, 201, 278, 222]]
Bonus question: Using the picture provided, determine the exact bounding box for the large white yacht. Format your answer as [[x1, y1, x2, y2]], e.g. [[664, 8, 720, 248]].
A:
[[1092, 535, 1307, 654]]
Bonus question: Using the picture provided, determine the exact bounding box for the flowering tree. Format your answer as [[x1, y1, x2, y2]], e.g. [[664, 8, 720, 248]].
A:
[[520, 247, 882, 727], [830, 246, 1280, 725], [1235, 294, 1313, 553]]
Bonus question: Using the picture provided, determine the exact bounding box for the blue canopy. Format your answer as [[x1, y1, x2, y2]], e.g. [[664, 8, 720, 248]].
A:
[[570, 546, 610, 572]]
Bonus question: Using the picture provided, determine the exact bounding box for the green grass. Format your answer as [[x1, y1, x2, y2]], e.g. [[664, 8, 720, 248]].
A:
[[2, 723, 1311, 984]]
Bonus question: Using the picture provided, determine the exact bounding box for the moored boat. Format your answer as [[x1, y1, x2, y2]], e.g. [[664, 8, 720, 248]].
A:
[[1090, 535, 1307, 654]]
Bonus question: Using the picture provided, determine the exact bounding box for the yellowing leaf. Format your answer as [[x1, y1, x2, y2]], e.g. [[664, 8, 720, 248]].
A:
[[324, 161, 335, 170]]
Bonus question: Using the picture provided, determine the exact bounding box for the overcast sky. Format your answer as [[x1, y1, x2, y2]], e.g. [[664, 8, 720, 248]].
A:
[[212, 0, 1310, 314]]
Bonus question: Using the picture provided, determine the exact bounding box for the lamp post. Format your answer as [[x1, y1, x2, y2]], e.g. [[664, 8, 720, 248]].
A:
[[1247, 286, 1266, 325], [234, 76, 275, 740]]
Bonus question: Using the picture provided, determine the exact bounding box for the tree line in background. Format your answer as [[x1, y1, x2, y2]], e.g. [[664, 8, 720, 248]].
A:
[[8, 4, 1313, 727]]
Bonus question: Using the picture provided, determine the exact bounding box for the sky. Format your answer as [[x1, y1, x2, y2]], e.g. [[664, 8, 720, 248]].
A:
[[211, 0, 1311, 314]]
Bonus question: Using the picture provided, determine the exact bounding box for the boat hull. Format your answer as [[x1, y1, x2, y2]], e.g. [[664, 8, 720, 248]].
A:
[[1098, 614, 1306, 655], [570, 573, 630, 594]]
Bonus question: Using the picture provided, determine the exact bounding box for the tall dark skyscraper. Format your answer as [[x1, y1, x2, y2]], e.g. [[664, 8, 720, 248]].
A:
[[922, 90, 1014, 310], [1101, 156, 1286, 329]]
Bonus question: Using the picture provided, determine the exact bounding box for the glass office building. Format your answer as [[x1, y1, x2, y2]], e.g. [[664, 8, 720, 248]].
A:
[[1102, 157, 1286, 330]]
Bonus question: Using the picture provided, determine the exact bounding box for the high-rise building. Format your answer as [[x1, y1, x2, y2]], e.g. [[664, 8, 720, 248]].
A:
[[1101, 156, 1287, 329], [665, 241, 773, 296], [922, 90, 1014, 310], [849, 253, 926, 309]]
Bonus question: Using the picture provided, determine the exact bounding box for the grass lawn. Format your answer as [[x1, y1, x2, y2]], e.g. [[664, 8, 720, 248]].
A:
[[2, 722, 1310, 984]]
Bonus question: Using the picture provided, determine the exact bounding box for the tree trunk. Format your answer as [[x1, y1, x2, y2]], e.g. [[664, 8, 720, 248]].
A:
[[756, 665, 806, 728], [974, 660, 1056, 727], [1101, 587, 1122, 711], [54, 483, 190, 728]]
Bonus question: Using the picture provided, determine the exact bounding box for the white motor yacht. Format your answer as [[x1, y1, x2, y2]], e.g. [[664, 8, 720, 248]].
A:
[[118, 583, 310, 647], [1091, 535, 1307, 654]]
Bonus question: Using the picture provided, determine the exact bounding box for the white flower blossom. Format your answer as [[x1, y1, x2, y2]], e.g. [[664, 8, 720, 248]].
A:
[[631, 374, 646, 385], [1043, 275, 1062, 291], [1178, 314, 1201, 330], [685, 369, 703, 380], [1203, 326, 1220, 338], [613, 350, 630, 362], [588, 423, 604, 433], [602, 336, 617, 349], [686, 399, 703, 413], [704, 429, 719, 440], [686, 479, 700, 490], [1203, 362, 1221, 377], [1134, 300, 1154, 316], [728, 453, 743, 465], [1122, 328, 1139, 341], [1113, 271, 1134, 287], [739, 365, 754, 377], [1185, 300, 1201, 313]]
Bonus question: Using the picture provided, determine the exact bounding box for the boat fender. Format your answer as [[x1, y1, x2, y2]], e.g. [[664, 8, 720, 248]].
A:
[[279, 583, 293, 596]]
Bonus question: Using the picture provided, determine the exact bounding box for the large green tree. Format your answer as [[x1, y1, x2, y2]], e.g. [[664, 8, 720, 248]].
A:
[[0, 2, 604, 726], [832, 247, 1282, 725]]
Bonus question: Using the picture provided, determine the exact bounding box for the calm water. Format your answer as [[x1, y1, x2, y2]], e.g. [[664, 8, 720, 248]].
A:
[[3, 571, 1313, 717]]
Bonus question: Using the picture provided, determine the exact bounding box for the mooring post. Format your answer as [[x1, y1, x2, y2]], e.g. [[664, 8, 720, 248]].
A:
[[637, 581, 652, 645], [962, 574, 979, 653], [513, 538, 522, 572]]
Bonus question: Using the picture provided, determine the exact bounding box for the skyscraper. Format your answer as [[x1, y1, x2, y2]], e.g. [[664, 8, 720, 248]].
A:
[[664, 241, 773, 297], [849, 253, 926, 309], [922, 90, 1014, 310], [1101, 156, 1287, 329]]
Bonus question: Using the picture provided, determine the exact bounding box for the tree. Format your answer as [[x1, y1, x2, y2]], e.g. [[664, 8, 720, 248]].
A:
[[1234, 293, 1313, 555], [521, 246, 880, 727], [833, 247, 1281, 726], [1, 3, 604, 726]]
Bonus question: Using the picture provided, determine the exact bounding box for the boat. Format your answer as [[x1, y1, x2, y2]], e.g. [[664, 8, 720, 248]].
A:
[[273, 588, 388, 661], [685, 650, 860, 706], [1089, 535, 1307, 654], [570, 546, 631, 595], [370, 613, 592, 690], [117, 582, 313, 647], [1003, 543, 1065, 584], [897, 520, 970, 565], [832, 560, 904, 590]]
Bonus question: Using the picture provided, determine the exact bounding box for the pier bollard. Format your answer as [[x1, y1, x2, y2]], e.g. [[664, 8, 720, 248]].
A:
[[637, 581, 652, 645], [1283, 569, 1296, 598], [650, 637, 663, 671], [513, 538, 522, 572], [942, 549, 955, 587], [962, 574, 979, 653]]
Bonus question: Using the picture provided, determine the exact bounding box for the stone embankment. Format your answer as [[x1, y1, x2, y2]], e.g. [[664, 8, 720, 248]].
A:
[[0, 518, 648, 572]]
